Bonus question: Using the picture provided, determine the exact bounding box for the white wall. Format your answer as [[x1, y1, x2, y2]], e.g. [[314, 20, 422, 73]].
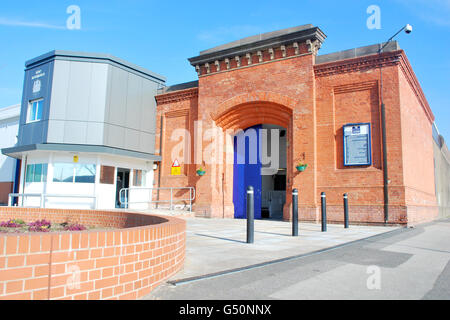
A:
[[0, 105, 20, 182]]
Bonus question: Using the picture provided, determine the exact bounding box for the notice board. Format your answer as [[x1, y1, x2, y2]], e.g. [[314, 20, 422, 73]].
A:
[[343, 123, 372, 166]]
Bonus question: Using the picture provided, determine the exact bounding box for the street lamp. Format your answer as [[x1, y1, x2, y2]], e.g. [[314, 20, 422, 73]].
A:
[[379, 24, 412, 225]]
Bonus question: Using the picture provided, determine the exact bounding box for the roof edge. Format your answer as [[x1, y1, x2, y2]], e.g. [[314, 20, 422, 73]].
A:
[[25, 50, 166, 83], [2, 143, 162, 161], [189, 25, 326, 66]]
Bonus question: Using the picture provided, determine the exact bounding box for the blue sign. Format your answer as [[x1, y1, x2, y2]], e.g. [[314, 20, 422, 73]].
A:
[[343, 123, 372, 166]]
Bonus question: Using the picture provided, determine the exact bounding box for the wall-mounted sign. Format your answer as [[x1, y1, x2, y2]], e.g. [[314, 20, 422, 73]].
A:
[[32, 79, 41, 93], [31, 69, 46, 94], [343, 123, 372, 166], [73, 155, 79, 163], [171, 159, 181, 175]]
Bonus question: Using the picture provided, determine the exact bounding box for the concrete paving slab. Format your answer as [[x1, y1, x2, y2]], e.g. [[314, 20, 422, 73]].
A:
[[144, 220, 450, 300], [168, 217, 400, 282]]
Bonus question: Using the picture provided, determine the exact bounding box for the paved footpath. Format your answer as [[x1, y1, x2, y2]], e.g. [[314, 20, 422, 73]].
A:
[[141, 216, 448, 300]]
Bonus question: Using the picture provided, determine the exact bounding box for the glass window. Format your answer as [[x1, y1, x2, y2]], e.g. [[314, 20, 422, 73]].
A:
[[53, 163, 74, 183], [25, 164, 47, 183], [133, 169, 146, 187], [34, 164, 42, 182], [25, 164, 34, 183], [53, 163, 96, 183], [27, 99, 43, 123], [75, 164, 96, 183]]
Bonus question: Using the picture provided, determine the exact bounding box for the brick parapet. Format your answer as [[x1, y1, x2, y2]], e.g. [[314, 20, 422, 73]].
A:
[[0, 208, 185, 300]]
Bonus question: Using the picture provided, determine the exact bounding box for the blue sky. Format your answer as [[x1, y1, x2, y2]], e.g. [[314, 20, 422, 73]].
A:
[[0, 0, 449, 138]]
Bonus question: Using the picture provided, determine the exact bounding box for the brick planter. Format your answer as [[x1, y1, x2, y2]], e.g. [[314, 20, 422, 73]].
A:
[[0, 207, 185, 300]]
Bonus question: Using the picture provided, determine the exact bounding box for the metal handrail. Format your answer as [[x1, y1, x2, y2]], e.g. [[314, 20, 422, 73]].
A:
[[8, 193, 97, 209], [8, 193, 42, 207], [119, 187, 195, 212]]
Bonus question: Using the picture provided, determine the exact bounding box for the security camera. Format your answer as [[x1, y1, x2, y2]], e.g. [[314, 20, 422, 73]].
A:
[[404, 24, 413, 34]]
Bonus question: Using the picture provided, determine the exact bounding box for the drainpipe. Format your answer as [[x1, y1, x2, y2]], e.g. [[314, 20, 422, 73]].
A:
[[380, 99, 389, 225], [379, 52, 389, 225]]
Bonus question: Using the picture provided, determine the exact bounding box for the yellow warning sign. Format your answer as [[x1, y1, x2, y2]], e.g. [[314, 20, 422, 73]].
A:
[[73, 155, 79, 163], [171, 159, 181, 175]]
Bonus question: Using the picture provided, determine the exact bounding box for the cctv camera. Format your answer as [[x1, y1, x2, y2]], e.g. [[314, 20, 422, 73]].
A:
[[405, 24, 413, 34]]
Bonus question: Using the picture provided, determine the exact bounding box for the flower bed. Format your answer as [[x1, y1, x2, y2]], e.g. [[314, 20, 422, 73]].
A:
[[0, 219, 89, 233]]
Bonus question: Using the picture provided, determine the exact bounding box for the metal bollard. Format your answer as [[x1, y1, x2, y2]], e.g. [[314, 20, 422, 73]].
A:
[[321, 192, 327, 232], [292, 189, 298, 236], [343, 193, 349, 228], [247, 186, 254, 244]]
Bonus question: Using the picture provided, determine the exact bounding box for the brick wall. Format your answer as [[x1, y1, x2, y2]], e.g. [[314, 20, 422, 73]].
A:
[[193, 52, 317, 219], [397, 56, 438, 224], [154, 47, 438, 225], [154, 89, 199, 209], [0, 208, 185, 300]]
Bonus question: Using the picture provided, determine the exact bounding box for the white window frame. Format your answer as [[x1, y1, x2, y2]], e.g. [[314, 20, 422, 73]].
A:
[[26, 98, 43, 123]]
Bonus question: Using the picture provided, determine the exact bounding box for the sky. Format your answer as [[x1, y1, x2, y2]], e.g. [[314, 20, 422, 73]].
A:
[[0, 0, 449, 139]]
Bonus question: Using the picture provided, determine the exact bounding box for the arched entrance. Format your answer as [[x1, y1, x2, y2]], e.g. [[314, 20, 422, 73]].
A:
[[212, 97, 294, 220]]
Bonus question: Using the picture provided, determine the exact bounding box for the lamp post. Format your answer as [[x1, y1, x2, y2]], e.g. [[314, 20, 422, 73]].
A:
[[378, 24, 412, 225]]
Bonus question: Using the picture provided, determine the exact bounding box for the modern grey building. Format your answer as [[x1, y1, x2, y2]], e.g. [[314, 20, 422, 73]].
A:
[[2, 51, 165, 209]]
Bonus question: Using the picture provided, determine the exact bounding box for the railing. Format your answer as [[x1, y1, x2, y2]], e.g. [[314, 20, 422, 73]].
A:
[[8, 193, 97, 209], [8, 193, 42, 208], [119, 187, 195, 212]]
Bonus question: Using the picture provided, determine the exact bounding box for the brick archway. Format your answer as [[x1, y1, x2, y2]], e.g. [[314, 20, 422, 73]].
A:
[[211, 91, 297, 129], [211, 96, 294, 220], [214, 101, 293, 131]]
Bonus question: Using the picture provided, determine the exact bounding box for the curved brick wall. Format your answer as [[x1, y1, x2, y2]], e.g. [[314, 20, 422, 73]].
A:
[[0, 208, 185, 300]]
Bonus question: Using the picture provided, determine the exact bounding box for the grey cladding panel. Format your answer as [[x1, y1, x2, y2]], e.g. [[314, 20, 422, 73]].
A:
[[108, 66, 128, 127], [63, 121, 88, 144], [88, 63, 108, 122], [65, 61, 92, 121], [125, 72, 143, 130], [125, 128, 140, 152], [49, 60, 70, 120], [141, 80, 157, 134]]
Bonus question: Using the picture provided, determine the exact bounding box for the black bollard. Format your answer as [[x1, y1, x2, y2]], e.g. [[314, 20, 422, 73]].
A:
[[292, 189, 298, 236], [247, 186, 254, 243], [321, 192, 327, 232], [343, 193, 349, 228]]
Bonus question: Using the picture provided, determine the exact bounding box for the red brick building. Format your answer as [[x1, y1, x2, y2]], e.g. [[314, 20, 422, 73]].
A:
[[154, 24, 437, 225]]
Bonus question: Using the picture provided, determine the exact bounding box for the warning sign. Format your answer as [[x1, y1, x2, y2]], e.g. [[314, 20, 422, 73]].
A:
[[171, 159, 181, 175]]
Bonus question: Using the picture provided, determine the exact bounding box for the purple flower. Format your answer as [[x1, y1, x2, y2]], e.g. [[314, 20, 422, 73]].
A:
[[27, 219, 52, 232], [0, 219, 22, 228], [64, 223, 86, 231]]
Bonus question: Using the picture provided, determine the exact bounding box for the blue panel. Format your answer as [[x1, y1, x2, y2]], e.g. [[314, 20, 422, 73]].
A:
[[233, 136, 245, 218], [233, 125, 262, 219], [18, 61, 54, 146]]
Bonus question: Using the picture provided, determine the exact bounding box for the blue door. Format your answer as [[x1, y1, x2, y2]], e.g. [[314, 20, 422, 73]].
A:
[[233, 125, 262, 219]]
